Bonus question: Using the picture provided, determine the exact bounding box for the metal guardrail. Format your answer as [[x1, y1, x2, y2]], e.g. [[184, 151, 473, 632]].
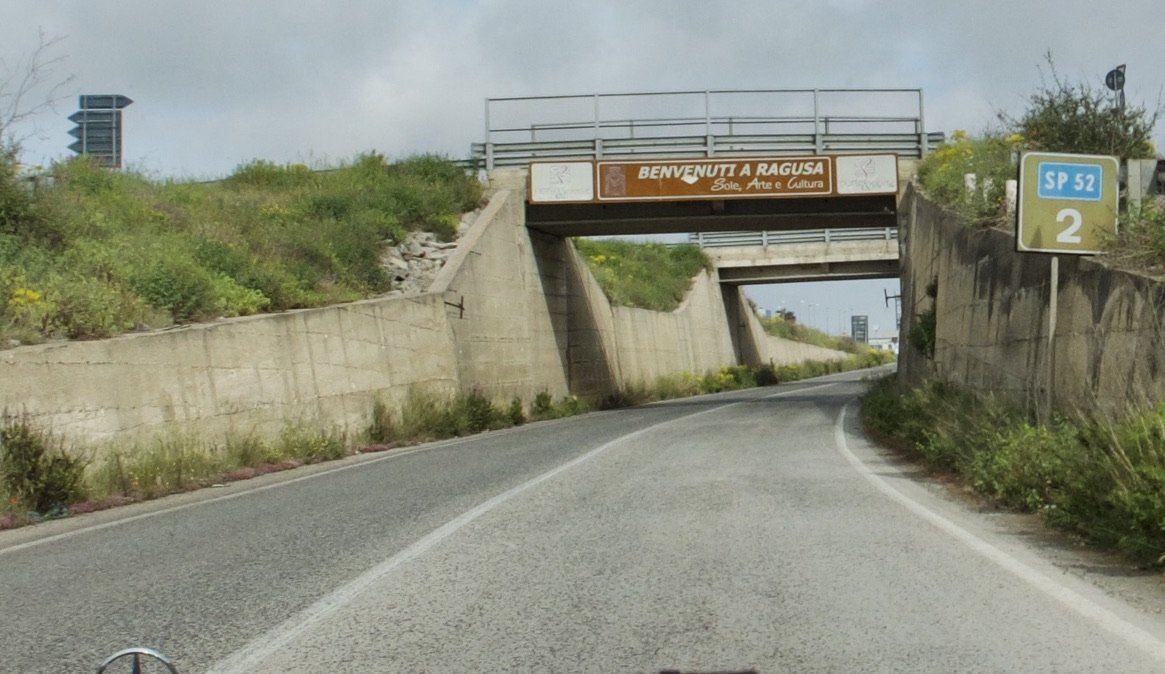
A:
[[473, 89, 942, 169], [687, 227, 898, 248]]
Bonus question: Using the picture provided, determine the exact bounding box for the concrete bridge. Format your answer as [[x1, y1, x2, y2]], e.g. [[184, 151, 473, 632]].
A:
[[472, 88, 935, 283], [689, 227, 899, 284]]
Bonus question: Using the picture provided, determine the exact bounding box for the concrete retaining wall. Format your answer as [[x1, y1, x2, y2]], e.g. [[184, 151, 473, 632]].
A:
[[0, 169, 849, 450], [899, 183, 1165, 413]]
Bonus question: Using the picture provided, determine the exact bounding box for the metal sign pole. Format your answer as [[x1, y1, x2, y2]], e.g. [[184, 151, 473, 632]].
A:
[[1046, 255, 1059, 418]]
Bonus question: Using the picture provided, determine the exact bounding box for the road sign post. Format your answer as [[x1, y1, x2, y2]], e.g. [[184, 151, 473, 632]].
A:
[[67, 95, 133, 168], [1016, 151, 1118, 416]]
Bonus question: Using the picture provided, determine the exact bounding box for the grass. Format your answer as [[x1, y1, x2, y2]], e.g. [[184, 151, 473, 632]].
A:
[[758, 313, 878, 353], [0, 152, 481, 346], [575, 238, 712, 311], [1103, 198, 1165, 274], [862, 374, 1165, 567]]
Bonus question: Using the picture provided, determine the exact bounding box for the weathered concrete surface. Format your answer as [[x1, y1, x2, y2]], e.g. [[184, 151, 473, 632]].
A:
[[725, 288, 850, 367], [709, 239, 899, 284], [0, 296, 458, 444], [0, 168, 849, 450], [899, 183, 1165, 413]]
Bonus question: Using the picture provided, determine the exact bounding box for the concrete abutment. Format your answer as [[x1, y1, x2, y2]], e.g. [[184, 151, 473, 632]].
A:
[[0, 169, 848, 454]]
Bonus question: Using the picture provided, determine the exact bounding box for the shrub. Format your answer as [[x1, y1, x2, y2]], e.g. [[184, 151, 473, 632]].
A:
[[916, 130, 1021, 222], [279, 426, 346, 462], [223, 434, 282, 469], [507, 397, 526, 426], [1001, 56, 1158, 160], [367, 398, 397, 444], [130, 257, 217, 323], [861, 378, 1165, 566], [529, 391, 594, 420], [919, 58, 1159, 224], [0, 148, 51, 246], [531, 391, 554, 419], [1106, 200, 1165, 270], [226, 160, 314, 190], [907, 279, 938, 359], [0, 415, 87, 513], [208, 273, 270, 317]]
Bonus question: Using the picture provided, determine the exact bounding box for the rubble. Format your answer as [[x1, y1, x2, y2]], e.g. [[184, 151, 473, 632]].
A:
[[380, 210, 478, 296]]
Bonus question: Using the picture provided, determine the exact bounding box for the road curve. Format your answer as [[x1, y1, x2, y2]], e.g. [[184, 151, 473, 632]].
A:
[[4, 369, 1165, 673]]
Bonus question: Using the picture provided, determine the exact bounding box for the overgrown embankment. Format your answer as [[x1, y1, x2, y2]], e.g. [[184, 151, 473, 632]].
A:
[[575, 238, 712, 312], [877, 65, 1165, 567], [863, 375, 1165, 567], [0, 153, 480, 345]]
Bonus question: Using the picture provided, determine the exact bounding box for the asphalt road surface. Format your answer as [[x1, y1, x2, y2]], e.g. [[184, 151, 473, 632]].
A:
[[5, 369, 1165, 673]]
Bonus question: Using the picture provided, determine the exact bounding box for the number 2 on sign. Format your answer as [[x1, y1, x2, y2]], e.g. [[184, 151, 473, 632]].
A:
[[1056, 208, 1083, 244]]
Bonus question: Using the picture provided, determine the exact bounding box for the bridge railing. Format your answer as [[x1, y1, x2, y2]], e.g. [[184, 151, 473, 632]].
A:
[[687, 227, 898, 248], [474, 89, 942, 168]]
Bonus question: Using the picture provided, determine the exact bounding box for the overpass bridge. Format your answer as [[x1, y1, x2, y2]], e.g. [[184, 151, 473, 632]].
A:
[[689, 227, 899, 285], [472, 88, 938, 282]]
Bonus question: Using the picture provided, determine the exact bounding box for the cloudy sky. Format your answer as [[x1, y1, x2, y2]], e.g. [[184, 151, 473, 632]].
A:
[[4, 1, 1162, 335]]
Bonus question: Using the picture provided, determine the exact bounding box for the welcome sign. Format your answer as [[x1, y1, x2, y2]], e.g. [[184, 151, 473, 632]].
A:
[[528, 155, 898, 203]]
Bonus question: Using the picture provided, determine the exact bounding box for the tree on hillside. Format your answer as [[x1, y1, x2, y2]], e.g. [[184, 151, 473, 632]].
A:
[[1, 29, 73, 155], [0, 31, 72, 241], [1001, 55, 1160, 160]]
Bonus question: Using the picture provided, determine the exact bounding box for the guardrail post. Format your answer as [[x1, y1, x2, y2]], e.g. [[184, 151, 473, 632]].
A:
[[483, 99, 493, 170], [813, 89, 823, 154], [762, 230, 769, 248], [917, 89, 929, 158], [593, 93, 601, 139], [705, 90, 714, 157], [704, 90, 712, 136]]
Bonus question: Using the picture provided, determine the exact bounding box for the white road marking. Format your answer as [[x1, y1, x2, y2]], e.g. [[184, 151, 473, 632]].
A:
[[833, 403, 1165, 662]]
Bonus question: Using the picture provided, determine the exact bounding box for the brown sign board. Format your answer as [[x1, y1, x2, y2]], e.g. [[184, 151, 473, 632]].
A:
[[528, 155, 899, 204]]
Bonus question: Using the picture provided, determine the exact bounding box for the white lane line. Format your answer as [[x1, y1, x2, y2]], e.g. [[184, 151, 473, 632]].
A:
[[834, 403, 1165, 662], [207, 392, 770, 674]]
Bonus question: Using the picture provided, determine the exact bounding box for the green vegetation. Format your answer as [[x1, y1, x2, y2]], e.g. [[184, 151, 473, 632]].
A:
[[758, 312, 885, 356], [575, 239, 712, 311], [1106, 199, 1165, 273], [999, 57, 1158, 160], [862, 376, 1165, 567], [0, 152, 481, 346], [906, 278, 937, 359], [0, 414, 86, 515], [917, 130, 1025, 224], [917, 59, 1159, 227]]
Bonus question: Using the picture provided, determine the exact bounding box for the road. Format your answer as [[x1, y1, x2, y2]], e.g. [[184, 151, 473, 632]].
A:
[[4, 370, 1165, 673]]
